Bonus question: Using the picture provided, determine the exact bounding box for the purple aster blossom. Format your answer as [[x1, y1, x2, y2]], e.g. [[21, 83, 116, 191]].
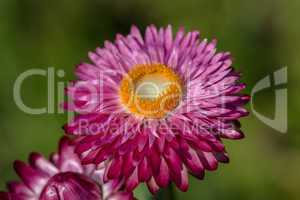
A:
[[0, 137, 134, 200], [63, 25, 250, 193]]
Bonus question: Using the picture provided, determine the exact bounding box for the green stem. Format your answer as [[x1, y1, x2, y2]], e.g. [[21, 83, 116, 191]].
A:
[[156, 184, 175, 200]]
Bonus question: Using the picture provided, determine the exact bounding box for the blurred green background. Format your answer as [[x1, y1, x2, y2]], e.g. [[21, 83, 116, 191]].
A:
[[0, 0, 299, 199]]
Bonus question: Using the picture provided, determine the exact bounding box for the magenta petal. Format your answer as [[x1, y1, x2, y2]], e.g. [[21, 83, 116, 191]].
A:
[[125, 168, 139, 191], [154, 158, 170, 188], [108, 192, 134, 200], [107, 156, 123, 179], [148, 147, 161, 175], [29, 153, 58, 176], [94, 147, 111, 165], [182, 147, 205, 179], [177, 167, 189, 192], [221, 129, 245, 139], [164, 146, 182, 178], [130, 25, 144, 45], [147, 177, 160, 194], [198, 152, 218, 171], [164, 25, 173, 53], [14, 160, 49, 194], [138, 158, 151, 182], [58, 137, 83, 173], [137, 133, 148, 152], [208, 141, 225, 152], [6, 182, 33, 197], [214, 152, 230, 163], [188, 139, 213, 152], [123, 152, 135, 178], [82, 149, 101, 164], [75, 63, 100, 81], [39, 172, 101, 200]]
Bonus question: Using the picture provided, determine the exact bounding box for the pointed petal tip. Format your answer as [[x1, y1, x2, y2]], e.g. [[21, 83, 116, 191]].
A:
[[13, 160, 24, 172]]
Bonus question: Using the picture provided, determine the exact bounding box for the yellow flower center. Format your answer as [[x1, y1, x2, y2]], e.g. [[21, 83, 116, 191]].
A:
[[119, 64, 183, 119]]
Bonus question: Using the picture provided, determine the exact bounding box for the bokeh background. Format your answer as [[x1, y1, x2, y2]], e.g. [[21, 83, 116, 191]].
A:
[[0, 0, 299, 199]]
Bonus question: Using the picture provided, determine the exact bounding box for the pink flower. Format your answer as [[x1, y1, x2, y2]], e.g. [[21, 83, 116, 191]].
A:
[[63, 25, 249, 193], [0, 137, 133, 200]]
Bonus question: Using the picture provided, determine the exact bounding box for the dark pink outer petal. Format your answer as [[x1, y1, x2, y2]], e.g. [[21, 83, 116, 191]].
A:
[[108, 192, 134, 200], [6, 182, 34, 198], [13, 160, 49, 195], [39, 172, 101, 200]]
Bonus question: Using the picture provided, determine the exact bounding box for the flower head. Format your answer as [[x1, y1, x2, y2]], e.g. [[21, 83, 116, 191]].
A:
[[0, 137, 133, 200], [63, 25, 249, 193]]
